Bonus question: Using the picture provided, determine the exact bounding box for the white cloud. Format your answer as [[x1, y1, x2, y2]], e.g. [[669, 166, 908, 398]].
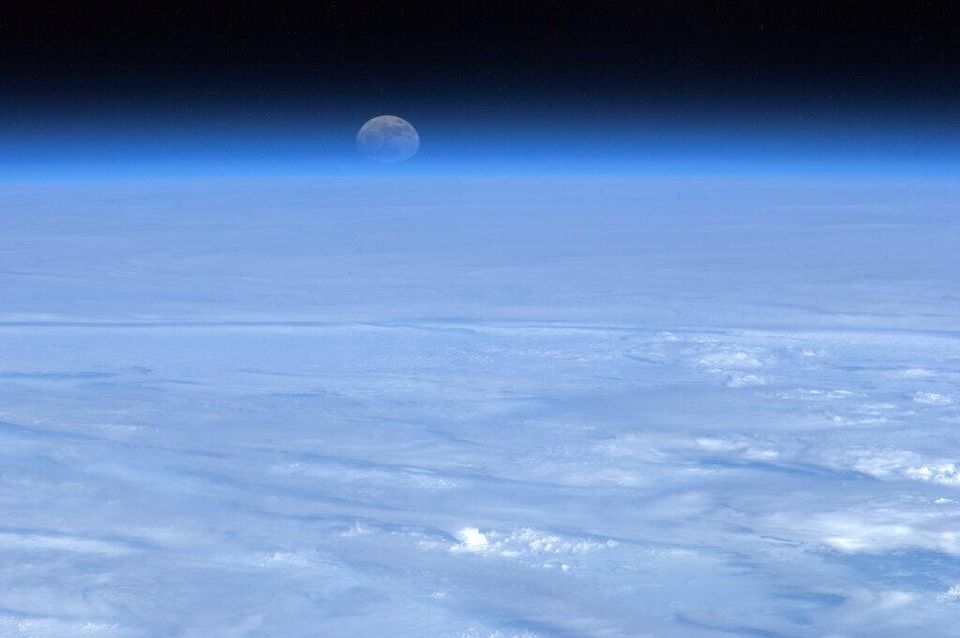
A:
[[0, 617, 123, 637], [725, 372, 768, 387], [904, 463, 960, 485], [937, 585, 960, 602], [452, 527, 490, 553], [449, 527, 615, 566], [775, 388, 855, 400], [698, 350, 766, 369], [0, 532, 133, 555], [900, 368, 936, 378], [694, 437, 779, 460], [913, 391, 953, 406], [832, 449, 960, 486], [810, 512, 960, 555], [457, 629, 541, 638]]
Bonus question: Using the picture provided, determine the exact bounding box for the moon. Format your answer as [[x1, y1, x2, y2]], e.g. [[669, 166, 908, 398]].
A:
[[356, 115, 420, 163]]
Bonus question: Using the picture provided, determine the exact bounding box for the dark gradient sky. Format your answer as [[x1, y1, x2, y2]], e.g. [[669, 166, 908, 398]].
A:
[[1, 2, 959, 175]]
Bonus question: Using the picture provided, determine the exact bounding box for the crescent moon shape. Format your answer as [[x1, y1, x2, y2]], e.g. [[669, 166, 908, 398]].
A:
[[356, 115, 420, 163]]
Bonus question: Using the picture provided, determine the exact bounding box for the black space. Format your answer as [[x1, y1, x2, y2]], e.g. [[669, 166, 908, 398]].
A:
[[2, 1, 959, 114]]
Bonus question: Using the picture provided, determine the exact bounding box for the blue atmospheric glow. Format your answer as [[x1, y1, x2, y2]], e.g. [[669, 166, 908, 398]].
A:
[[2, 108, 959, 179]]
